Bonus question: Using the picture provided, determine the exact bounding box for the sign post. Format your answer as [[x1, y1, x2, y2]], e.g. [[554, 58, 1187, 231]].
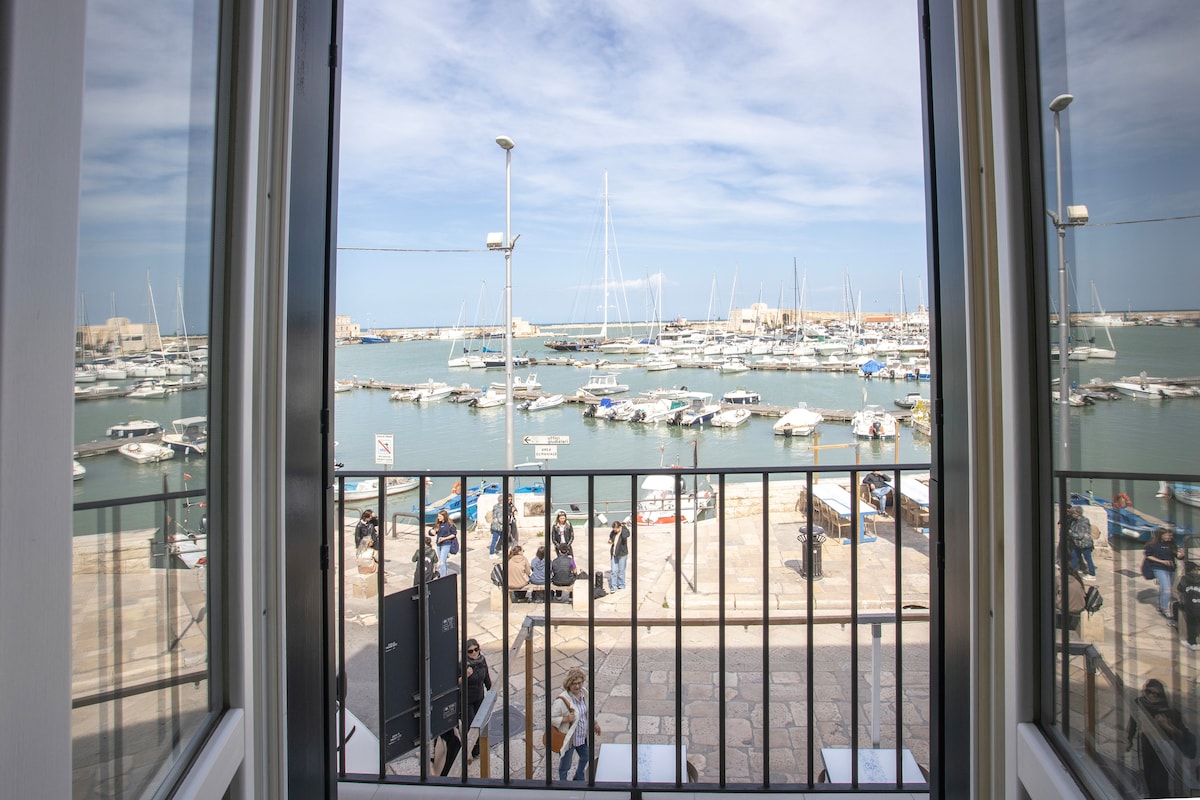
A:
[[375, 433, 394, 466]]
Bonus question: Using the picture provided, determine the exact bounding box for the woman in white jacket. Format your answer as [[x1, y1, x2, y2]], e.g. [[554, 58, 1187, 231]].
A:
[[550, 667, 601, 781]]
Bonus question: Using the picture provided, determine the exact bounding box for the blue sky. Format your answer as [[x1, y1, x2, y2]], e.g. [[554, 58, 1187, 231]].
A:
[[73, 1, 1200, 334], [335, 1, 929, 328]]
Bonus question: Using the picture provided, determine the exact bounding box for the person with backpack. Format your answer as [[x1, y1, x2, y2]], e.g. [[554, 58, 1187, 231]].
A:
[[608, 520, 630, 592], [1065, 505, 1096, 582], [488, 494, 517, 557], [550, 544, 577, 600], [551, 510, 575, 556], [434, 508, 458, 578], [1177, 561, 1200, 648], [411, 535, 438, 586]]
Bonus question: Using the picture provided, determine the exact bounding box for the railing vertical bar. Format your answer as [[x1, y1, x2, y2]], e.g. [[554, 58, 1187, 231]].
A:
[[718, 472, 728, 787], [761, 471, 771, 788], [164, 493, 182, 750], [374, 482, 387, 778], [850, 468, 860, 788], [112, 505, 126, 796], [805, 470, 815, 788], [630, 471, 640, 787], [417, 479, 428, 781], [503, 473, 519, 782], [458, 474, 478, 780], [893, 467, 904, 787], [586, 474, 597, 786], [336, 476, 346, 777], [1058, 474, 1070, 738], [675, 473, 684, 787], [543, 475, 553, 786], [91, 507, 112, 794]]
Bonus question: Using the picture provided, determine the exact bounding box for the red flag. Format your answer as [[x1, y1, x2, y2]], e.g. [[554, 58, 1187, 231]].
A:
[[184, 473, 193, 480]]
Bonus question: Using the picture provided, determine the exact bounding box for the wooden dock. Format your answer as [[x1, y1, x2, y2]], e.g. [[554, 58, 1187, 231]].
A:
[[74, 433, 163, 458]]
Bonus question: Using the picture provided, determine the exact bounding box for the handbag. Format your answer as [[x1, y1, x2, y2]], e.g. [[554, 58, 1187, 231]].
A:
[[542, 693, 573, 752], [1142, 556, 1155, 580], [449, 536, 459, 555]]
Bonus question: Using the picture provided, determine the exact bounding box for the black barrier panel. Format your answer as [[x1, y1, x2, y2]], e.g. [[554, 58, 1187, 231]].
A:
[[382, 575, 460, 761]]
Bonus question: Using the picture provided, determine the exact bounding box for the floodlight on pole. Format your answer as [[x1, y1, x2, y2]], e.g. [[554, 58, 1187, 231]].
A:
[[496, 135, 516, 471]]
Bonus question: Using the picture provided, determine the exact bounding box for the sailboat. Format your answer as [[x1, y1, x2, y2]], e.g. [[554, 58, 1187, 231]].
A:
[[590, 172, 649, 354], [445, 300, 470, 368], [1075, 281, 1117, 359]]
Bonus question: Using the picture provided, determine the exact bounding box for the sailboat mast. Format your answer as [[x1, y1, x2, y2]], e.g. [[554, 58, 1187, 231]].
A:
[[602, 171, 609, 339], [147, 272, 164, 362]]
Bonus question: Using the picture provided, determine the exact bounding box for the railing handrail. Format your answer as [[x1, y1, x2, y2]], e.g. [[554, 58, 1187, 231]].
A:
[[334, 462, 932, 480]]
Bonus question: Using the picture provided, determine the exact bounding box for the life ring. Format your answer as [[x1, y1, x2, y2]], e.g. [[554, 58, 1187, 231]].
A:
[[1113, 493, 1132, 509]]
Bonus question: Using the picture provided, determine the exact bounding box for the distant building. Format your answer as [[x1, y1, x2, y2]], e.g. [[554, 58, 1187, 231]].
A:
[[77, 317, 161, 355], [335, 315, 360, 340]]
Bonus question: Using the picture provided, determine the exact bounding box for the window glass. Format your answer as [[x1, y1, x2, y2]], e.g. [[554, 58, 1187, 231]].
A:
[[1039, 3, 1200, 797], [72, 1, 219, 796]]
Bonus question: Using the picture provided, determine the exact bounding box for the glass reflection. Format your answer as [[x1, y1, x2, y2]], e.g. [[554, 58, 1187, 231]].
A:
[[72, 0, 219, 796], [1041, 4, 1200, 796]]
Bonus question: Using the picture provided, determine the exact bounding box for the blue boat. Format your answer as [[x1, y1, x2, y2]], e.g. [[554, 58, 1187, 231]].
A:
[[1070, 491, 1190, 543], [416, 481, 500, 524]]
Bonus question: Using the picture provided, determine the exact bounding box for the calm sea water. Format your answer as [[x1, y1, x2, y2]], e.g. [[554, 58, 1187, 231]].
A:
[[72, 325, 1200, 524]]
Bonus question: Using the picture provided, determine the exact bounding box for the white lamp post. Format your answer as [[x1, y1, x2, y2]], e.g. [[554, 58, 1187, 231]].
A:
[[496, 135, 516, 471], [1048, 94, 1088, 471]]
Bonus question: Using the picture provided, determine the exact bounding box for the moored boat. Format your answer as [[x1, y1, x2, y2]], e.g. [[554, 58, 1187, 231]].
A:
[[118, 441, 175, 464], [851, 405, 899, 439], [722, 388, 761, 405], [773, 403, 823, 437], [341, 475, 424, 502], [162, 416, 208, 456], [895, 391, 925, 409], [577, 372, 629, 396], [107, 419, 164, 439], [635, 473, 715, 525], [521, 393, 564, 412], [710, 407, 751, 428], [73, 460, 86, 481]]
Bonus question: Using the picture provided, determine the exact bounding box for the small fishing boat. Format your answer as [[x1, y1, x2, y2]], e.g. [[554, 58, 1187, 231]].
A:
[[389, 388, 417, 401], [642, 356, 678, 372], [851, 405, 899, 439], [341, 475, 424, 502], [118, 441, 175, 464], [1171, 484, 1200, 509], [895, 391, 925, 409], [1070, 491, 1186, 543], [73, 460, 86, 481], [412, 380, 453, 402], [106, 419, 164, 439], [719, 356, 750, 373], [773, 403, 823, 437], [127, 380, 168, 399], [522, 393, 564, 412], [334, 379, 354, 393], [629, 397, 688, 424], [470, 389, 507, 408], [710, 407, 751, 428], [635, 473, 715, 525], [415, 481, 501, 524], [668, 392, 720, 427]]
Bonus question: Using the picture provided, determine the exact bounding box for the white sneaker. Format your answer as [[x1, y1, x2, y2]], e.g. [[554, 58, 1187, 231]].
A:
[[1082, 574, 1097, 583]]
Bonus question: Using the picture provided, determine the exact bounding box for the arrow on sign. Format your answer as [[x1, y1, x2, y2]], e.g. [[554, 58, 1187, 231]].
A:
[[522, 435, 570, 445]]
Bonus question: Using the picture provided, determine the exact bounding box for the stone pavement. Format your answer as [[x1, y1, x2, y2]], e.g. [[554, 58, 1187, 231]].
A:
[[340, 478, 933, 788]]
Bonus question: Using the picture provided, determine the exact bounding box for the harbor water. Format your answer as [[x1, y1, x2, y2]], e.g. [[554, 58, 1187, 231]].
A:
[[72, 325, 1200, 526]]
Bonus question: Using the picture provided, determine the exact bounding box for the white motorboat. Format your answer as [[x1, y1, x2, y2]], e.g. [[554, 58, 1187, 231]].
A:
[[491, 373, 542, 392], [118, 441, 175, 464], [389, 388, 417, 401], [107, 419, 164, 439], [340, 475, 423, 502], [577, 372, 629, 396], [583, 396, 630, 420], [711, 408, 752, 428], [1161, 385, 1197, 398], [773, 403, 823, 437], [73, 460, 86, 481], [522, 393, 564, 412], [1171, 484, 1200, 509], [1112, 381, 1167, 399], [628, 397, 688, 424], [895, 391, 925, 409], [470, 389, 507, 408], [719, 356, 751, 373], [334, 379, 354, 393], [668, 392, 720, 427], [643, 357, 678, 372], [94, 364, 127, 381], [851, 405, 899, 439], [722, 388, 760, 405], [644, 387, 691, 400], [635, 473, 715, 525], [412, 380, 453, 402], [162, 416, 208, 456], [128, 380, 168, 399], [74, 367, 97, 383]]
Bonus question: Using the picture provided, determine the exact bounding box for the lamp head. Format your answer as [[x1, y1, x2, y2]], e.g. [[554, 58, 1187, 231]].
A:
[[496, 135, 515, 150], [1049, 94, 1074, 113], [486, 232, 504, 250], [1066, 205, 1089, 224]]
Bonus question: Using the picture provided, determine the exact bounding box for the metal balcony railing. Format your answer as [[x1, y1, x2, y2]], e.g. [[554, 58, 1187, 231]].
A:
[[335, 463, 934, 792]]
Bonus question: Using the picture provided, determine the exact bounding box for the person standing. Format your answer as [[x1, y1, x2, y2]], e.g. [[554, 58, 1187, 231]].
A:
[[1177, 561, 1200, 648], [434, 508, 457, 578], [1144, 527, 1179, 621], [411, 535, 438, 585], [608, 520, 630, 592], [550, 667, 601, 782], [489, 493, 518, 555], [462, 638, 492, 760], [1127, 678, 1196, 797], [1066, 505, 1097, 581], [354, 508, 379, 553], [551, 510, 575, 556]]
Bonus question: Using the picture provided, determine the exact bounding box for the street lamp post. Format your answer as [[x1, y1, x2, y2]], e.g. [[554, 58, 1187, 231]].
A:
[[1048, 94, 1084, 471], [496, 135, 516, 471]]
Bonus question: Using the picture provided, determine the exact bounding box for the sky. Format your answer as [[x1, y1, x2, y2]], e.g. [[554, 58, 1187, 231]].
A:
[[334, 1, 930, 328], [71, 1, 1200, 334]]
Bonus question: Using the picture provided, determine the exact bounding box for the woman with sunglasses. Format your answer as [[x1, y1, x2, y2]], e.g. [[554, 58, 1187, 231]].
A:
[[1127, 678, 1196, 797], [461, 638, 492, 761]]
